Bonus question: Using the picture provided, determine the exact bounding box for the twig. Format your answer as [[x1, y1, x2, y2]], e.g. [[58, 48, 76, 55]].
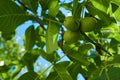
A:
[[61, 26, 64, 44], [17, 0, 31, 10], [80, 31, 112, 56], [36, 15, 46, 30], [58, 26, 64, 51]]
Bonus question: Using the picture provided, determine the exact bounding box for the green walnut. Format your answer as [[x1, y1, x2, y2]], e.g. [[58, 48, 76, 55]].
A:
[[63, 30, 80, 43], [80, 17, 97, 32], [63, 16, 79, 31]]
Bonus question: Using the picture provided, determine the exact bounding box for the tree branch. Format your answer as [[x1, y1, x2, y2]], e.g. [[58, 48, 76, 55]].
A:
[[17, 0, 46, 31]]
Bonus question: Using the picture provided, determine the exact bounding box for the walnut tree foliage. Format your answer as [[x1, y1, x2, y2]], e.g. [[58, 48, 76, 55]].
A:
[[0, 0, 120, 80]]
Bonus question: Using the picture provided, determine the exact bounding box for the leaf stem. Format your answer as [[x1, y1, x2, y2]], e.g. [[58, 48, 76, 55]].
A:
[[44, 18, 63, 25]]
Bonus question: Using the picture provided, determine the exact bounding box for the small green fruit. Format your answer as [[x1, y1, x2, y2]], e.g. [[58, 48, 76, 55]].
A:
[[63, 16, 79, 31], [63, 30, 80, 43], [80, 17, 97, 32]]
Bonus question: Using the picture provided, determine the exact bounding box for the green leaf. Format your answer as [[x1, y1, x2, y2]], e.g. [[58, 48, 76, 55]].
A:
[[86, 2, 114, 26], [35, 26, 45, 48], [94, 56, 102, 66], [48, 0, 60, 17], [22, 49, 39, 71], [56, 61, 72, 68], [87, 63, 98, 75], [88, 68, 101, 80], [47, 61, 72, 80], [54, 63, 73, 80], [63, 43, 90, 65], [18, 71, 40, 80], [60, 2, 72, 11], [40, 49, 60, 62], [56, 11, 65, 23], [68, 63, 82, 80], [39, 0, 50, 10], [90, 0, 110, 13], [107, 67, 120, 80], [24, 26, 36, 51], [69, 53, 90, 65], [101, 23, 119, 31], [114, 7, 120, 21], [2, 31, 15, 40], [73, 3, 82, 18], [112, 54, 120, 63], [78, 44, 93, 54], [109, 38, 119, 52], [72, 0, 78, 17], [46, 71, 60, 80], [0, 65, 9, 73], [111, 0, 120, 6], [111, 3, 119, 13], [46, 21, 60, 54], [22, 0, 39, 13], [0, 0, 33, 33], [112, 35, 120, 42], [96, 67, 120, 80]]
